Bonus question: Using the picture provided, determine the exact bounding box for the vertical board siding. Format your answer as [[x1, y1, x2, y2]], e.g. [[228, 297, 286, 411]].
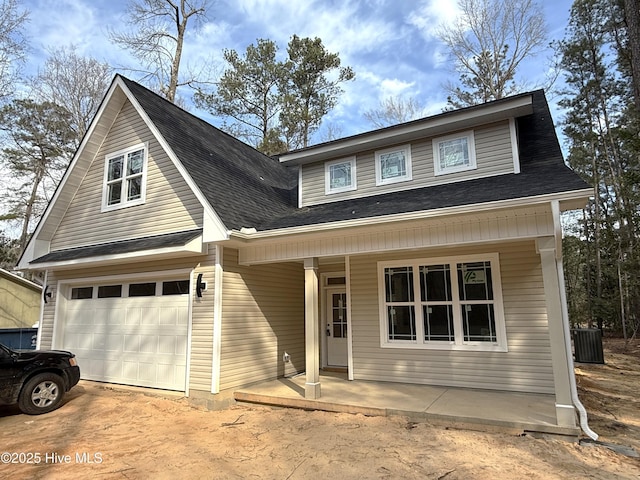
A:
[[51, 100, 202, 250], [349, 240, 555, 394], [219, 248, 304, 391], [301, 121, 514, 207]]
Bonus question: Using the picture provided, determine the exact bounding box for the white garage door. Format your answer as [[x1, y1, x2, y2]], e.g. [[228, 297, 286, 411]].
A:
[[60, 279, 189, 391]]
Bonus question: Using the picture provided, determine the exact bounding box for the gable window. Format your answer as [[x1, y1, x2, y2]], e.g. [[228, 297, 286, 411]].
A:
[[102, 143, 148, 211], [325, 157, 356, 194], [433, 131, 477, 176], [375, 145, 412, 185], [378, 253, 507, 351]]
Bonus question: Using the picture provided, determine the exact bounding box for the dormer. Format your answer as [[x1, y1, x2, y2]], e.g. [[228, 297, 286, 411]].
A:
[[279, 93, 533, 208]]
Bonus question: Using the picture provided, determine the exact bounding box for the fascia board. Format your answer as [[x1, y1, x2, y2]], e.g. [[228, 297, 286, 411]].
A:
[[0, 268, 42, 291]]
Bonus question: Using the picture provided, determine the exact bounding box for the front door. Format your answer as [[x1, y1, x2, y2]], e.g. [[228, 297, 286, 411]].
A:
[[326, 289, 348, 367]]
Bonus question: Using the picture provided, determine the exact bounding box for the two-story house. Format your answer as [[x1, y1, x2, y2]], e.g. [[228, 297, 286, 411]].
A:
[[18, 75, 592, 435]]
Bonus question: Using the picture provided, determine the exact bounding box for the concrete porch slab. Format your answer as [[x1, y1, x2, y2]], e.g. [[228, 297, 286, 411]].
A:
[[234, 372, 580, 439]]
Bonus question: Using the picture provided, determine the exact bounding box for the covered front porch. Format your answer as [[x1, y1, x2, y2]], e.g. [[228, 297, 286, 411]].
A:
[[234, 372, 581, 439], [231, 202, 585, 435]]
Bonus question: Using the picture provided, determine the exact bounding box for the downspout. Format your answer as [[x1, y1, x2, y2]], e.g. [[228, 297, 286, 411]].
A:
[[552, 201, 598, 440], [557, 255, 598, 440]]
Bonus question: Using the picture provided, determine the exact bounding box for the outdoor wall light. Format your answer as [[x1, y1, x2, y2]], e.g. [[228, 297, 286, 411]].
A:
[[43, 285, 53, 304], [196, 273, 207, 298]]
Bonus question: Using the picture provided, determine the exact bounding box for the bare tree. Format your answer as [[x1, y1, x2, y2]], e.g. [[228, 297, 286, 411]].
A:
[[30, 46, 112, 141], [364, 96, 426, 128], [437, 0, 547, 107], [109, 0, 210, 103], [0, 0, 29, 101]]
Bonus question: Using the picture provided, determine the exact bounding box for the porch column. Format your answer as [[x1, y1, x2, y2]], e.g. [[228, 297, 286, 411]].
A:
[[304, 257, 321, 399], [536, 237, 576, 428]]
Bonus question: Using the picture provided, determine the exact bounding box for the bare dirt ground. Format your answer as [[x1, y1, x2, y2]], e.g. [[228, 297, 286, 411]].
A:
[[1, 339, 640, 480]]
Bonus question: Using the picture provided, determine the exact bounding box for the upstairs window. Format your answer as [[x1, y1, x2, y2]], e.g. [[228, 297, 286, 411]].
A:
[[375, 145, 412, 185], [102, 143, 148, 211], [433, 131, 477, 176], [325, 157, 356, 194]]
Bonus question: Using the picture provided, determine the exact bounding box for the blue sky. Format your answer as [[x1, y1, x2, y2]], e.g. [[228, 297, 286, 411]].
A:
[[21, 0, 574, 141]]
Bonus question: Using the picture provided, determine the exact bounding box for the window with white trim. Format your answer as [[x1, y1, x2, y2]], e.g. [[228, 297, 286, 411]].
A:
[[378, 254, 507, 351], [433, 131, 477, 176], [102, 143, 148, 211], [325, 157, 356, 194], [375, 144, 412, 185]]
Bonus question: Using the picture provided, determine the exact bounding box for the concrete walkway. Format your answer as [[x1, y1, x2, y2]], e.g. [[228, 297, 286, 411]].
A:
[[234, 372, 580, 439]]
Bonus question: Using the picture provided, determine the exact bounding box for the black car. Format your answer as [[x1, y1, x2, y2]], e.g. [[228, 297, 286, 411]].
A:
[[0, 343, 80, 414]]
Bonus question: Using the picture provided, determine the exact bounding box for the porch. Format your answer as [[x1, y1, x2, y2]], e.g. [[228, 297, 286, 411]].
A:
[[234, 372, 581, 439]]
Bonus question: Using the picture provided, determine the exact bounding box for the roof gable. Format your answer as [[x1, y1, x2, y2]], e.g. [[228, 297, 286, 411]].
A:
[[120, 77, 298, 231]]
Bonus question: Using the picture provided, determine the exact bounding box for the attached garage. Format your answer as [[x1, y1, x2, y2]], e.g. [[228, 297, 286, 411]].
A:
[[57, 278, 190, 391]]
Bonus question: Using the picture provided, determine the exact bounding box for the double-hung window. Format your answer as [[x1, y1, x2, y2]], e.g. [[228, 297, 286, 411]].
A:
[[379, 253, 507, 351], [102, 143, 148, 211], [433, 131, 477, 176], [325, 157, 356, 194]]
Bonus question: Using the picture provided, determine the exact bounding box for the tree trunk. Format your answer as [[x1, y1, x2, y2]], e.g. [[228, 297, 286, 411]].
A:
[[623, 0, 640, 111], [19, 170, 43, 252]]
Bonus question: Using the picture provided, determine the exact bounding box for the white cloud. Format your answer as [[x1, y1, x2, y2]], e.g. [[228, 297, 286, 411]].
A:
[[379, 78, 415, 98], [406, 0, 461, 41]]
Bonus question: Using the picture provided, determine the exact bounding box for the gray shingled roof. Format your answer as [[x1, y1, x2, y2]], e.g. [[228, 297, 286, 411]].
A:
[[121, 80, 588, 233], [33, 229, 202, 263]]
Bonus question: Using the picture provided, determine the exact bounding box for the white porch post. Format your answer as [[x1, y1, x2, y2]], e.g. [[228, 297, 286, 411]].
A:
[[536, 236, 576, 428], [304, 257, 321, 399]]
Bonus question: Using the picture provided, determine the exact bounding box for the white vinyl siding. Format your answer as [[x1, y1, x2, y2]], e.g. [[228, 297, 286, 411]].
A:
[[50, 100, 202, 250], [190, 254, 216, 392], [300, 121, 514, 207], [349, 240, 555, 394], [218, 248, 304, 391]]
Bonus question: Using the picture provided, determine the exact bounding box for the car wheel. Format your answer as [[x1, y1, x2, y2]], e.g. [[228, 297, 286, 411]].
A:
[[18, 373, 65, 415]]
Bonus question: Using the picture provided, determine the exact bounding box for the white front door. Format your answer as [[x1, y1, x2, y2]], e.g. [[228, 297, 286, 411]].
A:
[[326, 289, 348, 367]]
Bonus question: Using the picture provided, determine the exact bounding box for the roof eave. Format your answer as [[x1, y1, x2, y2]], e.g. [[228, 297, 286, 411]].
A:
[[228, 188, 593, 241], [26, 238, 206, 272]]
